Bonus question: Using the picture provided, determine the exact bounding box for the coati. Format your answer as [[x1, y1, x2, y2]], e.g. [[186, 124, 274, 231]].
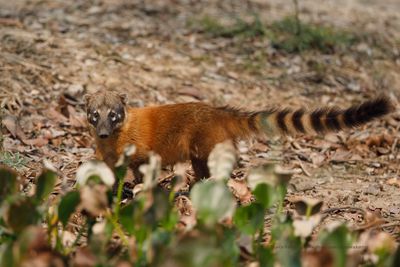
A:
[[84, 90, 393, 182]]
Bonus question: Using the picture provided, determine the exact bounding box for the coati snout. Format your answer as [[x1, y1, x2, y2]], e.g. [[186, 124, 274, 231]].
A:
[[84, 91, 127, 138]]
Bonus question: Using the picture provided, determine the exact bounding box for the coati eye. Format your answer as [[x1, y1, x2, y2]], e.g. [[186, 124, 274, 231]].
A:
[[109, 111, 117, 122], [91, 111, 99, 123]]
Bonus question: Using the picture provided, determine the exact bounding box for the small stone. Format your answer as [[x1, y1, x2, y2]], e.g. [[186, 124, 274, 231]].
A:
[[66, 84, 83, 97], [365, 184, 381, 196]]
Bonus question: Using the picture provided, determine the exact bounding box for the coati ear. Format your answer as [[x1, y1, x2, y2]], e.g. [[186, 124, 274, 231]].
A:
[[119, 93, 128, 105], [83, 94, 91, 106]]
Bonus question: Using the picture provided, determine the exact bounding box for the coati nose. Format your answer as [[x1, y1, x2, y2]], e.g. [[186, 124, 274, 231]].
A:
[[99, 134, 109, 139]]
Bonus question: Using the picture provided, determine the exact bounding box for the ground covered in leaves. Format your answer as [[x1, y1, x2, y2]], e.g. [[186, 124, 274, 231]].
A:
[[1, 0, 400, 253]]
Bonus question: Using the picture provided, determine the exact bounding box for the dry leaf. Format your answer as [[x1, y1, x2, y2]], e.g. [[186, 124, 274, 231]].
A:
[[227, 178, 253, 205], [329, 149, 352, 162], [24, 137, 49, 147], [3, 114, 27, 140], [310, 152, 325, 166], [68, 105, 87, 128], [177, 86, 204, 100], [47, 107, 68, 123], [80, 184, 109, 217], [302, 247, 334, 267], [175, 195, 197, 231], [367, 232, 397, 254], [73, 247, 96, 267], [386, 177, 400, 187]]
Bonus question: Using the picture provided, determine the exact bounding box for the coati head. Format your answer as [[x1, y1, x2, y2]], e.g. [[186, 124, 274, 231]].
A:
[[84, 91, 127, 139]]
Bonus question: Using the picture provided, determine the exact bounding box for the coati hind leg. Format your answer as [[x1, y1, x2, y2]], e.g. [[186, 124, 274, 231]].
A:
[[190, 156, 210, 181]]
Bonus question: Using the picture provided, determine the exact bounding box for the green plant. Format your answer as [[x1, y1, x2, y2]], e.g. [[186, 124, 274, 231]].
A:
[[0, 151, 27, 169], [269, 16, 356, 53], [191, 10, 356, 55], [0, 142, 397, 266], [194, 14, 266, 39]]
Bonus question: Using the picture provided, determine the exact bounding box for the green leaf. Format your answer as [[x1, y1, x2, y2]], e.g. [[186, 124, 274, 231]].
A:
[[152, 230, 172, 250], [159, 232, 222, 267], [252, 183, 276, 208], [233, 203, 265, 235], [247, 164, 292, 191], [319, 224, 352, 267], [120, 202, 135, 235], [247, 164, 277, 190], [191, 180, 236, 227], [3, 198, 40, 234], [257, 246, 274, 267], [220, 228, 240, 265], [0, 242, 15, 267], [114, 164, 127, 183], [0, 166, 18, 203], [104, 220, 114, 239], [144, 187, 173, 228], [276, 235, 301, 267], [273, 222, 302, 267], [58, 191, 81, 227], [35, 169, 57, 202]]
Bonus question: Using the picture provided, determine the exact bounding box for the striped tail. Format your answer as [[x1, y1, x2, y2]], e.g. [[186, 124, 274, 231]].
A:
[[250, 97, 394, 135]]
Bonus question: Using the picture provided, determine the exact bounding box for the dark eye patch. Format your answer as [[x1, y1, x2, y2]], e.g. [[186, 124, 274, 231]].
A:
[[109, 105, 125, 124], [88, 109, 99, 125], [109, 110, 117, 122]]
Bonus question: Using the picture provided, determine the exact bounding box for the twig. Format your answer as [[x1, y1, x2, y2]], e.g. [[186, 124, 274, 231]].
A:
[[320, 206, 367, 226], [63, 224, 87, 255], [321, 206, 366, 222], [322, 206, 366, 216], [391, 138, 398, 154], [292, 0, 302, 35], [296, 156, 311, 176], [370, 221, 400, 231], [114, 175, 125, 218], [106, 211, 129, 247]]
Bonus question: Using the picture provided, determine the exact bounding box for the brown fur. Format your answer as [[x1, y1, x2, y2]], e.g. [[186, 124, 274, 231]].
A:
[[85, 91, 394, 181]]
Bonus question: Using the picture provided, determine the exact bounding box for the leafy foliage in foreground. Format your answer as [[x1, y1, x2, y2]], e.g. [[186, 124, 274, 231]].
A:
[[0, 142, 398, 267]]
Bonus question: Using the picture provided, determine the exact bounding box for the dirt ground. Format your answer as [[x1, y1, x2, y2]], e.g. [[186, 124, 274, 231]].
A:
[[1, 0, 399, 239]]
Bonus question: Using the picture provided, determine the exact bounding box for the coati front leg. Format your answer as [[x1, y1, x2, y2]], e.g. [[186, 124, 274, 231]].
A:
[[130, 162, 144, 185], [129, 153, 148, 185], [108, 160, 145, 199], [190, 156, 210, 181]]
